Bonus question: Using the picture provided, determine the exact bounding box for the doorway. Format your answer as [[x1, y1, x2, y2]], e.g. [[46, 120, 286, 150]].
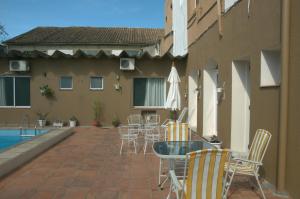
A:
[[188, 72, 198, 132], [231, 61, 251, 153], [203, 67, 218, 136]]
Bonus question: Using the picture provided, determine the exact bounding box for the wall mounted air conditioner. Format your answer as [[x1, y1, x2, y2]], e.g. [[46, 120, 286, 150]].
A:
[[120, 58, 135, 70], [9, 60, 29, 71]]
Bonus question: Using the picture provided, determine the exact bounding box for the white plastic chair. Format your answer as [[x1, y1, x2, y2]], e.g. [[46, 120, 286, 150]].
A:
[[143, 126, 160, 155], [118, 125, 139, 155], [143, 114, 161, 154], [127, 114, 143, 134], [224, 129, 272, 199]]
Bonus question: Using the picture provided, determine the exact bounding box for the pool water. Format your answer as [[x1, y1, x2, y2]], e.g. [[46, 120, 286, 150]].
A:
[[0, 129, 48, 151]]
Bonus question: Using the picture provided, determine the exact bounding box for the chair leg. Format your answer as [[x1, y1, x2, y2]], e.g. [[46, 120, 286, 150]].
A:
[[166, 180, 173, 199], [223, 170, 235, 197], [143, 140, 147, 155], [120, 140, 124, 155], [254, 173, 266, 199], [133, 140, 137, 154], [158, 159, 162, 184]]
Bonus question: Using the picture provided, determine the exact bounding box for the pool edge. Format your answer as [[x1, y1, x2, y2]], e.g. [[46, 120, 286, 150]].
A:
[[0, 127, 74, 179]]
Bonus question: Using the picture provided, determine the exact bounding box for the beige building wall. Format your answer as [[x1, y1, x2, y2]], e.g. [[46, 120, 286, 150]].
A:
[[286, 0, 300, 198], [184, 0, 281, 187], [0, 58, 187, 126], [187, 0, 219, 46], [160, 0, 173, 55]]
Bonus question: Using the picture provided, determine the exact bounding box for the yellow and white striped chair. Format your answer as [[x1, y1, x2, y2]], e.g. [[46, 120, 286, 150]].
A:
[[159, 122, 191, 187], [169, 149, 231, 199], [224, 129, 272, 199], [166, 122, 190, 141]]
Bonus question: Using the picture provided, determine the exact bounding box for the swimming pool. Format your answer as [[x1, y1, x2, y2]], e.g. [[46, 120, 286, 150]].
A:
[[0, 129, 49, 151]]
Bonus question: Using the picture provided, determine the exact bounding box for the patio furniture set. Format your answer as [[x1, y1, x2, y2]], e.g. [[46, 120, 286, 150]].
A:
[[118, 112, 272, 199]]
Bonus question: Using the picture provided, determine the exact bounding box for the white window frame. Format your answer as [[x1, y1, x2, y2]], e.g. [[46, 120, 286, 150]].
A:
[[0, 76, 31, 109], [133, 77, 166, 109], [60, 76, 73, 90], [90, 76, 104, 90]]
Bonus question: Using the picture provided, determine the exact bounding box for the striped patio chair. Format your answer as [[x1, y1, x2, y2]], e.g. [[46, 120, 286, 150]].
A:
[[169, 149, 231, 199], [159, 122, 191, 187], [166, 121, 190, 141], [224, 129, 272, 199]]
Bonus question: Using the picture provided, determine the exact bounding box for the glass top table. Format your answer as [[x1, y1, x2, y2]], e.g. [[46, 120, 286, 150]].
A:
[[152, 140, 216, 159]]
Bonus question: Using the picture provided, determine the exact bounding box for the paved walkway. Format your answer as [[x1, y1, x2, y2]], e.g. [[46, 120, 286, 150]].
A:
[[0, 127, 284, 199]]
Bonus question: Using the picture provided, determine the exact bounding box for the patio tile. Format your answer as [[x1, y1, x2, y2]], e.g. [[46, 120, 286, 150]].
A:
[[0, 127, 289, 199], [31, 191, 54, 199], [63, 187, 90, 199]]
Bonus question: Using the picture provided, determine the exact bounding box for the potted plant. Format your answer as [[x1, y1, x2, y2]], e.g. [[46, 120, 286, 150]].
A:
[[36, 112, 48, 127], [40, 85, 54, 98], [204, 135, 222, 149], [170, 110, 178, 121], [92, 100, 102, 127], [112, 116, 121, 127], [69, 116, 78, 127]]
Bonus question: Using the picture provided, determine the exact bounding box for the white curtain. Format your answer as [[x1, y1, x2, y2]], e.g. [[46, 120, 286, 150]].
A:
[[172, 0, 188, 56], [144, 78, 164, 106], [0, 78, 6, 106]]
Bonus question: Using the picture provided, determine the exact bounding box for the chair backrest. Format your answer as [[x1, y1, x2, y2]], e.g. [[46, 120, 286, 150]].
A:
[[182, 149, 231, 199], [118, 125, 138, 138], [177, 107, 188, 122], [248, 129, 272, 163], [145, 114, 160, 125], [127, 114, 143, 125], [167, 122, 189, 141]]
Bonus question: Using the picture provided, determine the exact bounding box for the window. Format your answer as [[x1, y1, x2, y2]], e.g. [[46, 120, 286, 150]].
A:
[[133, 78, 166, 107], [0, 76, 30, 107], [60, 76, 73, 90], [224, 0, 239, 11], [260, 50, 281, 87], [90, 77, 103, 90]]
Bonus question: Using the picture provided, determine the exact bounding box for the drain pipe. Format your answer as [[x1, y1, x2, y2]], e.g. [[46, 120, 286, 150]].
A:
[[277, 0, 290, 193]]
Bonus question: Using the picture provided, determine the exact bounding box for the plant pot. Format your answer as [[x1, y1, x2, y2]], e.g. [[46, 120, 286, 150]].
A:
[[92, 120, 100, 127], [69, 120, 76, 127], [38, 119, 46, 127], [210, 141, 222, 149]]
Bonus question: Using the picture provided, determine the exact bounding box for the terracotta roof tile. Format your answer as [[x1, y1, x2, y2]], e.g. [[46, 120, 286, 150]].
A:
[[4, 27, 164, 46]]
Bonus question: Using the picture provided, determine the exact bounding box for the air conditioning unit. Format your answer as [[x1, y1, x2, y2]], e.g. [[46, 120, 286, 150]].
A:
[[120, 58, 135, 70], [9, 60, 29, 71]]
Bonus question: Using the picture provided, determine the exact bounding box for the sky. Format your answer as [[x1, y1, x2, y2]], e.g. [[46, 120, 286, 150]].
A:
[[0, 0, 165, 39]]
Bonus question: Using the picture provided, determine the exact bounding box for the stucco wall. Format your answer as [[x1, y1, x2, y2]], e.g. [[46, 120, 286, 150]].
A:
[[186, 0, 281, 185], [0, 58, 187, 126], [160, 0, 173, 55], [187, 0, 218, 46], [286, 0, 300, 198]]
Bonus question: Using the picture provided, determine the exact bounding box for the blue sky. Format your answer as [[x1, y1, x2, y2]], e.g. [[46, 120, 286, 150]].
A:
[[0, 0, 164, 39]]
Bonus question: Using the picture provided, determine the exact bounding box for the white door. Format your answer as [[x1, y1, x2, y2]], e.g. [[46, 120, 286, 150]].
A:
[[203, 69, 218, 136], [188, 73, 198, 132], [231, 61, 251, 153]]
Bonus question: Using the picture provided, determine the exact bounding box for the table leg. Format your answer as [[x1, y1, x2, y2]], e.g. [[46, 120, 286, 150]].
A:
[[158, 159, 175, 190]]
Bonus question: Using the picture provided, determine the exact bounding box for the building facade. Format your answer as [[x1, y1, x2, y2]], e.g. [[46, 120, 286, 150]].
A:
[[0, 0, 299, 198], [0, 27, 187, 126], [163, 0, 299, 198]]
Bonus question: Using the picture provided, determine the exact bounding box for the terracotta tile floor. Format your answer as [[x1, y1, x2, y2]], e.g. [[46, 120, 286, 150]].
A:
[[0, 127, 286, 199]]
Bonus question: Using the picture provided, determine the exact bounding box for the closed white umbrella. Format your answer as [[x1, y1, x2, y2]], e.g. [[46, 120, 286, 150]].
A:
[[165, 66, 181, 111]]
